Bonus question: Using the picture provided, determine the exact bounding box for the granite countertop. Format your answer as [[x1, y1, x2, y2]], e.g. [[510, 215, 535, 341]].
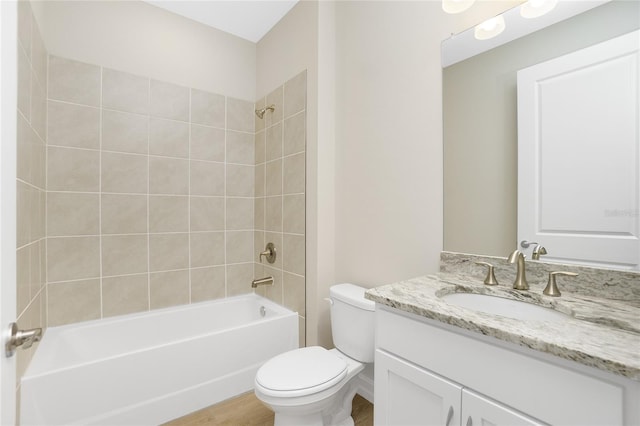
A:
[[365, 273, 640, 381]]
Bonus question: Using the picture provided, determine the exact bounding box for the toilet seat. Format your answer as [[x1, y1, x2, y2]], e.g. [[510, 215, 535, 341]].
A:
[[255, 346, 347, 398]]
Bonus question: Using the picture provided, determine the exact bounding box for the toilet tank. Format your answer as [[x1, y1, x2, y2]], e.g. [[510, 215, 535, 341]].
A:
[[330, 284, 375, 363]]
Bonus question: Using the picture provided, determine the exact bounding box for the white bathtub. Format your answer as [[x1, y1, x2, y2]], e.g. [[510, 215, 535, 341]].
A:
[[20, 294, 298, 425]]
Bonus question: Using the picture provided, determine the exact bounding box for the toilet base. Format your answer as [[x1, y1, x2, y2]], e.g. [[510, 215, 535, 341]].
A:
[[270, 383, 358, 426]]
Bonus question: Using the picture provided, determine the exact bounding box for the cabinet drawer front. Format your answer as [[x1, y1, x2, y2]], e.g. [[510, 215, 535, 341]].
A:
[[376, 308, 625, 425]]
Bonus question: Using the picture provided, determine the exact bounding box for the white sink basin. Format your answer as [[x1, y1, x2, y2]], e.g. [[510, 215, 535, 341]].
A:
[[441, 292, 569, 321]]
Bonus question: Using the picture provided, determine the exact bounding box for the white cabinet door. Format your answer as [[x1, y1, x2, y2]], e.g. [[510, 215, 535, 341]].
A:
[[517, 30, 640, 270], [375, 350, 461, 426], [461, 389, 545, 426]]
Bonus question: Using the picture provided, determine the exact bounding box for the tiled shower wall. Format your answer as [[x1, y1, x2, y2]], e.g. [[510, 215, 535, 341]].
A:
[[45, 55, 258, 326], [16, 0, 47, 386], [254, 72, 307, 347]]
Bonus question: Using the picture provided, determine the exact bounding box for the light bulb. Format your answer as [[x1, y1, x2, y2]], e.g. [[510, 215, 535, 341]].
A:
[[520, 0, 558, 19], [442, 0, 476, 14], [474, 15, 506, 40]]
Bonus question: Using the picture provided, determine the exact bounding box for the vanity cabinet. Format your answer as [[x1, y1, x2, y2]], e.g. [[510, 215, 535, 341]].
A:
[[376, 350, 543, 426], [374, 306, 639, 426]]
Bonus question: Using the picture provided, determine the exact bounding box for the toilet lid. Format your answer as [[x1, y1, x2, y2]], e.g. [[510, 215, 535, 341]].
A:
[[256, 346, 347, 396]]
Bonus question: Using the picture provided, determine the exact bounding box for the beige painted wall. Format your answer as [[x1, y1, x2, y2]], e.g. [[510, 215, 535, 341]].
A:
[[256, 0, 327, 345], [257, 0, 526, 348], [32, 0, 256, 101]]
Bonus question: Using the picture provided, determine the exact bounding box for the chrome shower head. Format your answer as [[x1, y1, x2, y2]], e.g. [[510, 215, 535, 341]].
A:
[[255, 104, 275, 119]]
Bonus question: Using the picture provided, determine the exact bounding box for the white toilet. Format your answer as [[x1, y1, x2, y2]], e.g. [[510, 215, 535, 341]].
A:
[[254, 283, 375, 426]]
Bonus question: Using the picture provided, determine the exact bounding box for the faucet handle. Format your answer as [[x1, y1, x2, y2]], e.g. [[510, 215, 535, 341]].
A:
[[543, 271, 578, 297], [475, 262, 498, 286]]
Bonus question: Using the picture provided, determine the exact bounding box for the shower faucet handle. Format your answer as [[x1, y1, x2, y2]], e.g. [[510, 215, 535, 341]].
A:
[[259, 242, 277, 264]]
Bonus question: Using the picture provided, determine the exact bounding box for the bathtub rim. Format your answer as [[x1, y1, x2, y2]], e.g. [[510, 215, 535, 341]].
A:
[[24, 293, 298, 379]]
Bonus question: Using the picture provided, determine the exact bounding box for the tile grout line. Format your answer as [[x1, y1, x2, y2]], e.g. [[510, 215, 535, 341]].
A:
[[188, 88, 192, 304], [98, 65, 104, 319]]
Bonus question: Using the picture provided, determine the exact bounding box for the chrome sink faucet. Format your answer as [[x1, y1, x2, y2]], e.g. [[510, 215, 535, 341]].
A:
[[507, 250, 529, 290]]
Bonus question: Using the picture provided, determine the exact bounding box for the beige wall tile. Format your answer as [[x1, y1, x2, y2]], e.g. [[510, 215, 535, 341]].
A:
[[149, 195, 188, 232], [101, 194, 147, 234], [265, 196, 282, 232], [31, 74, 46, 140], [17, 246, 30, 315], [255, 131, 266, 165], [31, 21, 47, 90], [47, 279, 101, 326], [17, 1, 31, 58], [17, 46, 30, 120], [191, 266, 225, 302], [102, 110, 148, 155], [102, 235, 148, 277], [149, 233, 189, 272], [190, 196, 224, 231], [227, 98, 254, 132], [191, 89, 225, 128], [283, 112, 305, 156], [265, 160, 282, 196], [255, 163, 265, 197], [47, 237, 100, 282], [226, 231, 253, 264], [284, 272, 306, 317], [227, 263, 254, 296], [150, 270, 189, 309], [266, 123, 282, 162], [102, 68, 149, 114], [17, 114, 31, 184], [283, 194, 305, 235], [48, 101, 100, 149], [190, 232, 225, 267], [227, 131, 254, 165], [102, 151, 148, 194], [227, 164, 254, 197], [150, 157, 189, 195], [150, 80, 189, 121], [283, 233, 305, 276], [265, 86, 283, 126], [190, 160, 224, 196], [226, 197, 253, 230], [283, 152, 305, 195], [102, 274, 149, 317], [262, 266, 283, 304], [254, 231, 264, 263], [47, 192, 99, 236], [149, 118, 189, 158], [29, 242, 43, 297], [254, 197, 265, 231], [47, 146, 100, 192], [17, 181, 31, 248], [49, 56, 101, 106], [190, 124, 225, 162], [284, 71, 306, 118], [255, 98, 265, 131]]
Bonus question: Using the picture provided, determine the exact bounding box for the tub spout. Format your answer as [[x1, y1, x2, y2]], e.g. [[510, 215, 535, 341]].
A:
[[252, 276, 274, 288]]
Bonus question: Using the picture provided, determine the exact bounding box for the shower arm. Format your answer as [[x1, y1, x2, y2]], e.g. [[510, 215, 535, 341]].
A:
[[255, 104, 275, 119]]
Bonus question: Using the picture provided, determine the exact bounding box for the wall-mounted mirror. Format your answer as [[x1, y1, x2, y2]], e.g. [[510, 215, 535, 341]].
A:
[[443, 0, 640, 270]]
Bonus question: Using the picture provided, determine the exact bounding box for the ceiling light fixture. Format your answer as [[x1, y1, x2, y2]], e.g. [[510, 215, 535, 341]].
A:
[[474, 15, 506, 40], [520, 0, 558, 19], [442, 0, 476, 14]]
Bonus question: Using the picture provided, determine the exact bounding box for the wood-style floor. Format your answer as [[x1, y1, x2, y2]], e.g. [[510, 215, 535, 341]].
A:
[[164, 392, 374, 426]]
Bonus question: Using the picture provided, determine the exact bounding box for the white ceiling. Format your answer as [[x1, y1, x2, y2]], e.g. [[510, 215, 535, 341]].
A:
[[145, 1, 299, 43]]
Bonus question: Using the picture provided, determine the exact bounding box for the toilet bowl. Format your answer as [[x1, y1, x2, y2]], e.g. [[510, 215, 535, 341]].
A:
[[254, 284, 375, 426]]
